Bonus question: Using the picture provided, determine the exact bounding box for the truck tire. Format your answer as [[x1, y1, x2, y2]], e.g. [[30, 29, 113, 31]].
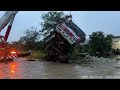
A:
[[46, 53, 53, 61], [59, 57, 69, 63], [46, 50, 58, 62], [59, 54, 70, 63]]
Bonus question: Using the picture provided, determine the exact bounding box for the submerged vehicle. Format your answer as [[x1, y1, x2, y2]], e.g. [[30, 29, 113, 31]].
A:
[[44, 15, 86, 63]]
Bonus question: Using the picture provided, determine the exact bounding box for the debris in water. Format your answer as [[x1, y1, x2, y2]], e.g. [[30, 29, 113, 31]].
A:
[[114, 67, 120, 69]]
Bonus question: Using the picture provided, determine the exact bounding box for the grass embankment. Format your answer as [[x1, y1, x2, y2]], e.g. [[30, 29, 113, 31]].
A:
[[26, 50, 46, 60], [27, 50, 47, 60]]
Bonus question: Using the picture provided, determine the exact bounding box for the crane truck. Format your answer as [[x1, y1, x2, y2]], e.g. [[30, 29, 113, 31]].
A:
[[0, 11, 31, 62]]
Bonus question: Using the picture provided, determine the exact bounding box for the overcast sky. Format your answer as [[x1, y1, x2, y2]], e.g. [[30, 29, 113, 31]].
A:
[[0, 11, 120, 42]]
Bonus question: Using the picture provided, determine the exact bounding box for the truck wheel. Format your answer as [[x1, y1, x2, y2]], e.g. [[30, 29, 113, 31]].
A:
[[59, 52, 71, 63], [46, 52, 57, 62], [59, 58, 69, 63], [46, 54, 53, 61], [59, 55, 69, 63]]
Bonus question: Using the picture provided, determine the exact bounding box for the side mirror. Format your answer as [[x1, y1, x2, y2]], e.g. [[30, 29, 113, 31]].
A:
[[81, 37, 86, 43]]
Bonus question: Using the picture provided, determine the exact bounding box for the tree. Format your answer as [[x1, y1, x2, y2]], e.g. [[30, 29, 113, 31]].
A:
[[19, 27, 40, 51], [11, 41, 19, 50], [89, 31, 113, 57], [40, 11, 66, 40]]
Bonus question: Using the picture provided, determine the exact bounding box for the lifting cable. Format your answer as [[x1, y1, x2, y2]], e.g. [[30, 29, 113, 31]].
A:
[[69, 11, 72, 21]]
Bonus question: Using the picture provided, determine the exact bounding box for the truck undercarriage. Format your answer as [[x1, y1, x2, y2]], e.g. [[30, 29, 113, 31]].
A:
[[44, 32, 73, 63], [44, 16, 86, 63]]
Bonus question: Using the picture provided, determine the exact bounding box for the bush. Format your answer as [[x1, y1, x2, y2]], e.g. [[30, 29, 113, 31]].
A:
[[89, 31, 112, 58], [69, 47, 84, 63]]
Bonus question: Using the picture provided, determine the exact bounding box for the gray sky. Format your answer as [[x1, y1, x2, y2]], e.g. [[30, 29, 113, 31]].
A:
[[0, 11, 120, 42]]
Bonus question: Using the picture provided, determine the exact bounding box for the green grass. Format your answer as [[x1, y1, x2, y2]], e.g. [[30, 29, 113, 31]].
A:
[[28, 50, 47, 60]]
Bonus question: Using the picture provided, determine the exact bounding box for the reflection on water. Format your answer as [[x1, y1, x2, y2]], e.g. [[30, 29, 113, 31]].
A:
[[10, 63, 16, 76], [1, 58, 120, 79], [9, 62, 18, 79], [0, 67, 4, 79], [0, 62, 21, 79]]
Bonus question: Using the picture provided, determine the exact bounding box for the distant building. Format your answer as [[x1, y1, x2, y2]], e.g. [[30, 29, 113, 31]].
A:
[[112, 36, 120, 49]]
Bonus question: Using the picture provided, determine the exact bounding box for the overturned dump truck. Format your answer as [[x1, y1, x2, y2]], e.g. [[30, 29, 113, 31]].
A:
[[44, 16, 86, 63]]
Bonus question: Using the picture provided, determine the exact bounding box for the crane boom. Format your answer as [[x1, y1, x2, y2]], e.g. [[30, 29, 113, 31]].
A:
[[0, 11, 18, 41]]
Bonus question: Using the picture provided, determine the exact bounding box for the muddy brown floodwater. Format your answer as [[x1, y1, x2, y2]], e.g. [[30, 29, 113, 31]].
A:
[[0, 58, 120, 79]]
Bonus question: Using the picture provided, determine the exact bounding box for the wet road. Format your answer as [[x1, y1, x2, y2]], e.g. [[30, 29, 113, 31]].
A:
[[1, 58, 120, 79]]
